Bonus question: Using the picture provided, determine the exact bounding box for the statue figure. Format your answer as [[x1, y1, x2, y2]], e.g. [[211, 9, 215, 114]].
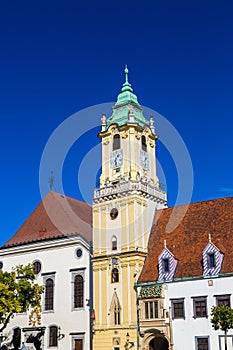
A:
[[26, 330, 44, 350], [12, 327, 21, 350]]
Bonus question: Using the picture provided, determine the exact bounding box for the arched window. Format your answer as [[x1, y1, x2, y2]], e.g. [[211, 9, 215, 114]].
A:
[[49, 326, 58, 347], [113, 134, 120, 150], [141, 135, 147, 152], [74, 275, 84, 308], [45, 278, 54, 311], [33, 260, 42, 275], [114, 304, 121, 325], [110, 291, 121, 325], [112, 236, 117, 251], [111, 268, 119, 283]]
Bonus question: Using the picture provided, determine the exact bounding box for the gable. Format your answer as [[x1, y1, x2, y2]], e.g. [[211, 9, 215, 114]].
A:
[[3, 191, 92, 247]]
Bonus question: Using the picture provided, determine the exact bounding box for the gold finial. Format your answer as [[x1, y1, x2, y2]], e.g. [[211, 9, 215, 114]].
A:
[[209, 234, 212, 242], [164, 239, 167, 248]]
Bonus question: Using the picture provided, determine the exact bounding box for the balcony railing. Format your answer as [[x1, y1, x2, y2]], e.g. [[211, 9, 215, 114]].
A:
[[93, 179, 167, 202]]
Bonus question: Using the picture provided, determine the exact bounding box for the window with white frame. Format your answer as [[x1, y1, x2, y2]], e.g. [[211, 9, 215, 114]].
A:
[[74, 275, 84, 308], [70, 333, 84, 350], [42, 273, 55, 312], [70, 269, 85, 310]]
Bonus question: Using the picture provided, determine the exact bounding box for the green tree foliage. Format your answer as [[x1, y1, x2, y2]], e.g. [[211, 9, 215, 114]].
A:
[[0, 264, 44, 332], [211, 304, 233, 350]]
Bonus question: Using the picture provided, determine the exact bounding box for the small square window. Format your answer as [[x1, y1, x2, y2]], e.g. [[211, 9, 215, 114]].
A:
[[171, 299, 185, 319], [196, 337, 209, 350], [193, 297, 207, 318]]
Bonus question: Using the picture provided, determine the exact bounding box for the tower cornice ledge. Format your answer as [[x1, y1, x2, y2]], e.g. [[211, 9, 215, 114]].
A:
[[98, 123, 158, 141], [93, 179, 167, 205]]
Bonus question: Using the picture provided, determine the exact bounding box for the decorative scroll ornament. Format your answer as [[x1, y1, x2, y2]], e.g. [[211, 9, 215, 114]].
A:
[[139, 285, 162, 299], [29, 306, 42, 326]]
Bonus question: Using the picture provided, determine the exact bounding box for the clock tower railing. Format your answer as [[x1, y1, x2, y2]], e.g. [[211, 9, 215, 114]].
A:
[[93, 178, 167, 204]]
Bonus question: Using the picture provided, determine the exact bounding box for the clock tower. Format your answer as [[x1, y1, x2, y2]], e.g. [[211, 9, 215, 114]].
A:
[[92, 68, 167, 349]]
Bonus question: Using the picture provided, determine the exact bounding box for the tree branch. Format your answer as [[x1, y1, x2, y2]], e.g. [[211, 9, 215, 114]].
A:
[[0, 313, 13, 333]]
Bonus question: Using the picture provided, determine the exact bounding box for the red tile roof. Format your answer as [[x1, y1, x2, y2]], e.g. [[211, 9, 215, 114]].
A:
[[3, 191, 92, 247], [139, 196, 233, 283]]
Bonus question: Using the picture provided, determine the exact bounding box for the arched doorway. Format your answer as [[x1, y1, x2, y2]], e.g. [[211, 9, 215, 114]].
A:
[[149, 336, 169, 350]]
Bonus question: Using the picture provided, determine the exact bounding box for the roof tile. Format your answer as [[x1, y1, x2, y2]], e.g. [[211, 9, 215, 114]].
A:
[[3, 191, 92, 247], [139, 196, 233, 282]]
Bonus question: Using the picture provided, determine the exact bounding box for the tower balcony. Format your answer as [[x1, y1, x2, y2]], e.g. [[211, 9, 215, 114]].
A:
[[93, 179, 167, 205]]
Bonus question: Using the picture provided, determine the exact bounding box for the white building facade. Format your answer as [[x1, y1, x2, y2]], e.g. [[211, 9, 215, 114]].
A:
[[137, 196, 233, 350], [0, 191, 92, 350]]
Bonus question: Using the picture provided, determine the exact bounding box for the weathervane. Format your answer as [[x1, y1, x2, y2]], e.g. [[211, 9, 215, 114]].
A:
[[48, 171, 55, 190]]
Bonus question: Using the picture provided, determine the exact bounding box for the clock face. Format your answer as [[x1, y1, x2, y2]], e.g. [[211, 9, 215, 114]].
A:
[[110, 150, 123, 168], [140, 150, 150, 170]]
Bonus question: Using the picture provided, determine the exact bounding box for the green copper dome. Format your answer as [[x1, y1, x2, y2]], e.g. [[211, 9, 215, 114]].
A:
[[106, 67, 149, 128]]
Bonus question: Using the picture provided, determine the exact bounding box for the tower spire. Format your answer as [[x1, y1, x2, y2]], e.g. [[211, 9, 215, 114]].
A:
[[125, 65, 129, 84], [121, 65, 133, 93], [105, 66, 150, 128]]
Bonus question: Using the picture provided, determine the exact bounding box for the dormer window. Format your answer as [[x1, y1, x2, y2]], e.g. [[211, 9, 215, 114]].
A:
[[113, 134, 120, 150], [208, 253, 215, 269], [203, 241, 224, 276], [158, 245, 177, 281], [141, 135, 147, 152]]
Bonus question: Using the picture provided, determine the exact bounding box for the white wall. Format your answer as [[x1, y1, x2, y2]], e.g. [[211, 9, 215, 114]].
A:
[[0, 235, 91, 350], [165, 276, 233, 350]]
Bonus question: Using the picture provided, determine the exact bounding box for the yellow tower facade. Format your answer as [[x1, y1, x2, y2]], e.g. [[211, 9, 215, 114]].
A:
[[92, 68, 167, 350]]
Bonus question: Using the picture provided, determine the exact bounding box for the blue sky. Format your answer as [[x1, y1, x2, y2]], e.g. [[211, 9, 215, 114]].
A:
[[0, 0, 233, 246]]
